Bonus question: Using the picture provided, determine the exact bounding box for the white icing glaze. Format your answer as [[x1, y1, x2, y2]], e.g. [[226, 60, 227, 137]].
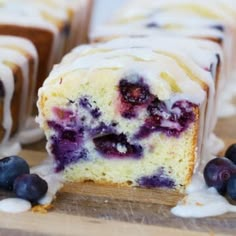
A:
[[0, 36, 38, 59], [206, 133, 225, 156], [217, 77, 236, 118], [171, 186, 236, 218], [18, 117, 44, 145], [0, 36, 38, 114], [0, 1, 64, 71], [0, 64, 14, 145], [0, 198, 31, 213], [0, 48, 29, 131], [172, 132, 231, 218], [31, 158, 64, 205], [91, 18, 225, 42], [90, 0, 232, 78], [0, 142, 21, 158], [46, 37, 216, 104], [116, 0, 236, 25], [0, 36, 42, 147]]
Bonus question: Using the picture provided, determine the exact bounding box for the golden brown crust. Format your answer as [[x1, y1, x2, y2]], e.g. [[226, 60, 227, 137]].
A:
[[184, 107, 200, 188], [0, 54, 35, 141], [31, 204, 54, 214], [80, 0, 94, 44], [4, 62, 23, 136], [27, 54, 37, 115], [0, 99, 4, 141]]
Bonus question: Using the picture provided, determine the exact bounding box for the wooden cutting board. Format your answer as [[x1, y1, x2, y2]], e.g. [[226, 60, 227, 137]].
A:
[[0, 116, 235, 236]]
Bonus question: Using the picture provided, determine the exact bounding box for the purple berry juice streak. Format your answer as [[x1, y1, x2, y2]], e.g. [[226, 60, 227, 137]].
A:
[[89, 122, 116, 137], [79, 96, 101, 118], [137, 168, 176, 188]]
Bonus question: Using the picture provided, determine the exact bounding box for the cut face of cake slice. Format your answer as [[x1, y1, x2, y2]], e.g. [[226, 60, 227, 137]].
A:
[[0, 64, 14, 143], [0, 36, 38, 150], [77, 0, 94, 44], [37, 37, 221, 191]]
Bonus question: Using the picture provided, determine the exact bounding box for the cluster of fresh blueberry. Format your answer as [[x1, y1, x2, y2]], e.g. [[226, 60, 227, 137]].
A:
[[204, 144, 236, 201], [0, 156, 48, 203]]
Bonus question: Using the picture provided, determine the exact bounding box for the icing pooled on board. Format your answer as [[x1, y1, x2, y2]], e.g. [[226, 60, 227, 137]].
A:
[[0, 198, 31, 213], [31, 158, 64, 205]]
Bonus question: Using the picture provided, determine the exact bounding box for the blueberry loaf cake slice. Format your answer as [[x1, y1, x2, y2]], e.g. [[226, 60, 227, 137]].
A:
[[37, 38, 221, 191], [0, 36, 38, 151]]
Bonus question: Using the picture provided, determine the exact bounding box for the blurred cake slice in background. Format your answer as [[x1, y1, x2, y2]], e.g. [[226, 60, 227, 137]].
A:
[[0, 0, 93, 90], [0, 36, 38, 154], [91, 0, 234, 78]]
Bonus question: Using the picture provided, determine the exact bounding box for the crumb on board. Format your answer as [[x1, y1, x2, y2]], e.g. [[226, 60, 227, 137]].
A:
[[31, 204, 54, 213], [196, 202, 204, 206]]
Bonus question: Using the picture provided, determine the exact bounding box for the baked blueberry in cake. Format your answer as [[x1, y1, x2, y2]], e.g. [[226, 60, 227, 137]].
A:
[[37, 36, 222, 191]]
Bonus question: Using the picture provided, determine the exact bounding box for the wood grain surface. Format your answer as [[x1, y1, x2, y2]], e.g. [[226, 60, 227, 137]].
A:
[[0, 115, 235, 236]]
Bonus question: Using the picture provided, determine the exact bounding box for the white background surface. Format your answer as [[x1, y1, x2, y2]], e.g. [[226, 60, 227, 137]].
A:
[[91, 0, 126, 29]]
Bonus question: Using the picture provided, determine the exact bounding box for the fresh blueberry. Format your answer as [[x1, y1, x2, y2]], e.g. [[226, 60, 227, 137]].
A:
[[13, 174, 48, 202], [0, 156, 29, 190], [93, 133, 143, 159], [203, 157, 236, 194], [227, 175, 236, 201], [225, 144, 236, 165], [119, 79, 151, 105]]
